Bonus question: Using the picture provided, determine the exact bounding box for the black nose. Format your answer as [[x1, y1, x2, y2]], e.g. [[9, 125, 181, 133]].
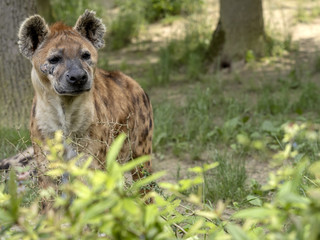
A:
[[66, 69, 88, 85]]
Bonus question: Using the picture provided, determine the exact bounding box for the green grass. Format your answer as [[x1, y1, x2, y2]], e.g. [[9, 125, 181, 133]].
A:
[[147, 21, 210, 86], [148, 29, 320, 201], [204, 152, 248, 203], [0, 127, 31, 159], [292, 82, 320, 115]]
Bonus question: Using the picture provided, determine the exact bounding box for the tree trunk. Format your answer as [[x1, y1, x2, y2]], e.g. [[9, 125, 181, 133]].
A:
[[0, 0, 36, 127], [207, 0, 265, 67], [36, 0, 54, 24]]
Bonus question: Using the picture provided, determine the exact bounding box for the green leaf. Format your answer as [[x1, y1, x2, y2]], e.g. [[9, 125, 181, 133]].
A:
[[233, 207, 275, 220], [179, 177, 203, 191], [46, 169, 64, 177], [145, 204, 158, 227], [8, 169, 19, 221], [0, 187, 10, 205], [203, 162, 219, 171], [132, 171, 166, 190], [309, 161, 320, 179], [194, 210, 217, 219], [188, 162, 219, 174], [158, 182, 179, 191], [237, 134, 251, 146], [261, 120, 277, 133], [120, 155, 150, 173], [246, 195, 262, 207], [277, 181, 310, 205], [226, 223, 250, 240], [307, 188, 320, 202], [106, 133, 127, 170], [188, 166, 203, 173], [122, 199, 139, 216], [185, 219, 204, 238], [82, 156, 93, 170], [224, 117, 240, 130], [278, 191, 310, 205], [81, 201, 110, 223], [0, 209, 14, 226]]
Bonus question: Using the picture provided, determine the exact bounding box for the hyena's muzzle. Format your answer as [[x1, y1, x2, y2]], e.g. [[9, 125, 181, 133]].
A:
[[55, 59, 92, 95], [41, 56, 92, 96]]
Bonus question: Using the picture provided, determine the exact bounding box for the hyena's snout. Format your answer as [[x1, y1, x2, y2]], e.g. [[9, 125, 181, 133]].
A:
[[60, 63, 92, 95], [66, 66, 88, 86]]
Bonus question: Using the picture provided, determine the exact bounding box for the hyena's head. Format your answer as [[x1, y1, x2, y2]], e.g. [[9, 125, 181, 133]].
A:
[[18, 10, 106, 96]]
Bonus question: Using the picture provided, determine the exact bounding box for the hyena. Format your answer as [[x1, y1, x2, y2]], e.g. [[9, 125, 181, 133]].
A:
[[0, 10, 153, 186]]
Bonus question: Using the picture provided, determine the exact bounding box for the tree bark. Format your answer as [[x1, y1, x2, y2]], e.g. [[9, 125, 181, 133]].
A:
[[207, 0, 265, 67], [0, 0, 36, 127]]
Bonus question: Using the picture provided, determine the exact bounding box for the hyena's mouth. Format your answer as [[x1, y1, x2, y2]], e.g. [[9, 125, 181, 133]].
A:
[[54, 85, 92, 96]]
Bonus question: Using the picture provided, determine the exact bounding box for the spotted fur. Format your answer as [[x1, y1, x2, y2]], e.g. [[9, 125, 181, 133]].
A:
[[0, 10, 153, 184]]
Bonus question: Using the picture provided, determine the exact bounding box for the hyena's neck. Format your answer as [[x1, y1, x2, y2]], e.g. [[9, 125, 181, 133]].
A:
[[32, 72, 95, 138]]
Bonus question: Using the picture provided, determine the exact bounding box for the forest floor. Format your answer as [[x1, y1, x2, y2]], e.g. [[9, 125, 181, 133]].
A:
[[104, 0, 320, 186]]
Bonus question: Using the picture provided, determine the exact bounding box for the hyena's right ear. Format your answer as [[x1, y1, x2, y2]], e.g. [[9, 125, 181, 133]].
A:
[[18, 15, 49, 59]]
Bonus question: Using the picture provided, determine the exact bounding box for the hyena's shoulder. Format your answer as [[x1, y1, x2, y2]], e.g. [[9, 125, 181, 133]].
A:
[[88, 68, 153, 166], [95, 69, 144, 95], [93, 69, 152, 121]]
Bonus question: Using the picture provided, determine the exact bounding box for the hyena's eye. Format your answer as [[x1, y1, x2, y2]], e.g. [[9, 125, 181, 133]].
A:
[[48, 56, 62, 64], [81, 52, 91, 60]]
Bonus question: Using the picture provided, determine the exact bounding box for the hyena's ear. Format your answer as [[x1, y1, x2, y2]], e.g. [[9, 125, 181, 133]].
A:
[[74, 10, 106, 49], [18, 15, 49, 59]]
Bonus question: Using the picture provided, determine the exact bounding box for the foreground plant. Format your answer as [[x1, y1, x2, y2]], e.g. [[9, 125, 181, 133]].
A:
[[0, 132, 225, 239], [232, 122, 320, 240], [1, 123, 320, 239]]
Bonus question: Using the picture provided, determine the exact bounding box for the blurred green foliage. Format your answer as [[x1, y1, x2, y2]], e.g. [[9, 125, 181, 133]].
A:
[[2, 124, 320, 239], [109, 0, 202, 49], [115, 0, 202, 23], [0, 132, 225, 239], [50, 0, 102, 26], [109, 9, 143, 50], [232, 122, 320, 240], [143, 0, 202, 22], [204, 152, 248, 203]]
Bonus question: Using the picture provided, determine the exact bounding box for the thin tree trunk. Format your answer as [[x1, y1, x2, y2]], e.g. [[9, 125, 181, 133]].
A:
[[0, 0, 36, 127], [207, 0, 265, 67]]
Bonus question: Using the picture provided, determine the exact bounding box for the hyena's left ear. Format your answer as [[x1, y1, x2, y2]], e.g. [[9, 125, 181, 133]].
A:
[[74, 10, 106, 49], [18, 15, 49, 59]]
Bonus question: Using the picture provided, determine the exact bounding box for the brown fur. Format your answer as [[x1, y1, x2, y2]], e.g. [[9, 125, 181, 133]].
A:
[[13, 10, 153, 184]]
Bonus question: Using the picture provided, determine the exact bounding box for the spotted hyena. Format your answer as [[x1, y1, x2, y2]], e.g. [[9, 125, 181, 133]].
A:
[[0, 10, 153, 185]]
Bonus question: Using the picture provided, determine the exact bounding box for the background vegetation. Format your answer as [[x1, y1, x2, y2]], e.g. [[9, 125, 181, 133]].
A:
[[1, 0, 320, 238]]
